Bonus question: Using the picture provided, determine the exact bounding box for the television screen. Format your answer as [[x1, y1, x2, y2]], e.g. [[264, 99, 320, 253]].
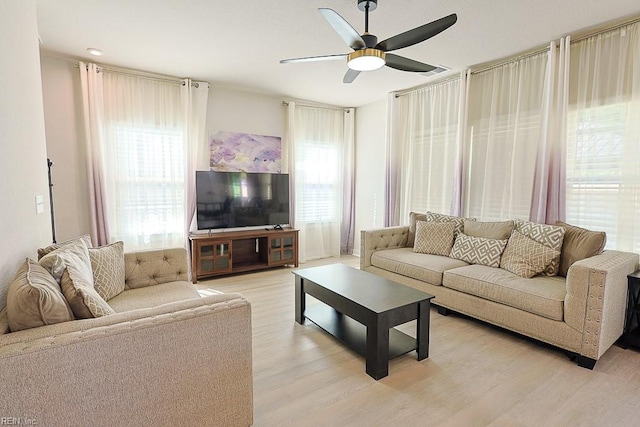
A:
[[196, 171, 290, 230]]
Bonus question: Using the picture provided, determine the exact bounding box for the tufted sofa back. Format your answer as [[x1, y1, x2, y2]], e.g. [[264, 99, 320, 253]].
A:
[[124, 248, 189, 289]]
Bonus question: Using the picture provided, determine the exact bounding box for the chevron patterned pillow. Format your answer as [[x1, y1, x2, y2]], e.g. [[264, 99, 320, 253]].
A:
[[514, 220, 565, 276], [426, 211, 476, 237], [449, 233, 508, 268], [500, 230, 561, 278]]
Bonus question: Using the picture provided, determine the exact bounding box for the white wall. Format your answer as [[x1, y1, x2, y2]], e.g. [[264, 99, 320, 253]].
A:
[[353, 98, 387, 256], [0, 0, 53, 309], [40, 54, 91, 241], [206, 86, 284, 156]]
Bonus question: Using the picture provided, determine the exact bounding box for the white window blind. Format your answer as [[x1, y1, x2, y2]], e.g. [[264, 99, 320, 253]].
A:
[[109, 124, 185, 248], [295, 140, 339, 222], [566, 102, 640, 250]]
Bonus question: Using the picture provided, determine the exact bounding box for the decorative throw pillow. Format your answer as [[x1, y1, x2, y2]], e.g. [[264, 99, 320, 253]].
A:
[[500, 230, 561, 278], [426, 211, 476, 237], [60, 268, 115, 318], [7, 258, 74, 332], [450, 233, 508, 268], [463, 220, 514, 240], [39, 238, 112, 319], [514, 220, 565, 276], [408, 212, 427, 247], [37, 234, 92, 260], [89, 241, 125, 301], [413, 221, 456, 256], [556, 221, 607, 277], [39, 238, 94, 284]]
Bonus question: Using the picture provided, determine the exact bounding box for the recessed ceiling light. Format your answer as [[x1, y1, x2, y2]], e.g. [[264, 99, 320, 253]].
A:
[[87, 48, 103, 56]]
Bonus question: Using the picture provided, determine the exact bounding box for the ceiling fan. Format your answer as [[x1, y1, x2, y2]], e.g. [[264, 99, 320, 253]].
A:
[[280, 0, 457, 83]]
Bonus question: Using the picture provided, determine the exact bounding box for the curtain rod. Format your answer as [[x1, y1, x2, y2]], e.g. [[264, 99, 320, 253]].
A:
[[471, 13, 640, 75], [394, 74, 461, 98], [471, 45, 551, 75], [571, 14, 640, 43], [282, 100, 351, 112], [77, 62, 208, 88]]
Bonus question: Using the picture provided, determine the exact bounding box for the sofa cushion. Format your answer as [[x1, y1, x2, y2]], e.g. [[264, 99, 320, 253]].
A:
[[413, 221, 456, 256], [89, 241, 125, 301], [463, 220, 514, 240], [371, 247, 468, 286], [39, 238, 93, 283], [37, 234, 92, 260], [450, 233, 508, 268], [514, 220, 565, 276], [500, 230, 561, 278], [107, 281, 201, 313], [443, 264, 566, 321], [426, 211, 476, 236], [556, 221, 607, 277], [6, 258, 74, 332], [408, 212, 427, 247]]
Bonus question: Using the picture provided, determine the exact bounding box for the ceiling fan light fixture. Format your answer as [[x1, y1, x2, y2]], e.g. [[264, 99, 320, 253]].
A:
[[347, 48, 386, 71]]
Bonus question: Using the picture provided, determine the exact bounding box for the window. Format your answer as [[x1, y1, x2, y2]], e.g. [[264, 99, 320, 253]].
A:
[[108, 124, 185, 249], [566, 102, 640, 251], [295, 140, 339, 222]]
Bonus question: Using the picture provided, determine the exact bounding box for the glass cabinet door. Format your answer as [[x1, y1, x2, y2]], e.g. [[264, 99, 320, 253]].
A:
[[198, 240, 232, 273], [268, 233, 296, 265]]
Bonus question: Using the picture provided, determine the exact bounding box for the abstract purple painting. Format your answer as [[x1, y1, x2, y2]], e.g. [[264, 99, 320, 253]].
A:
[[209, 131, 281, 173]]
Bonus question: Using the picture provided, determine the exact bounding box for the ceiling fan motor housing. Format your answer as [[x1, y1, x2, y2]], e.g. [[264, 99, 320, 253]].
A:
[[357, 0, 377, 12], [361, 33, 378, 48]]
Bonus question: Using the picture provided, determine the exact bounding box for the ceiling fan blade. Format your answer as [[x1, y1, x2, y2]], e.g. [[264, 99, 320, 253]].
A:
[[385, 54, 437, 73], [376, 13, 457, 52], [319, 8, 366, 50], [280, 53, 347, 64], [343, 68, 361, 84]]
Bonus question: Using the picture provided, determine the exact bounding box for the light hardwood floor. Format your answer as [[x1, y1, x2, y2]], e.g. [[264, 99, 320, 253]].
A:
[[196, 256, 640, 426]]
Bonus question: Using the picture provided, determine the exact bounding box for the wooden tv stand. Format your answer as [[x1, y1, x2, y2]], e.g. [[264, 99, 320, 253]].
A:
[[190, 228, 299, 283]]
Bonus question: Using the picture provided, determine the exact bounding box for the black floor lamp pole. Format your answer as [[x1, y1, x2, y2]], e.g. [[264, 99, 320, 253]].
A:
[[47, 158, 57, 244]]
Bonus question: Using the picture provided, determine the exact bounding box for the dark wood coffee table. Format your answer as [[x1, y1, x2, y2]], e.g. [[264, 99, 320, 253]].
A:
[[293, 264, 434, 380]]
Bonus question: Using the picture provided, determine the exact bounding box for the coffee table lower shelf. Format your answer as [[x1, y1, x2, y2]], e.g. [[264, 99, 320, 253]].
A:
[[305, 303, 417, 360]]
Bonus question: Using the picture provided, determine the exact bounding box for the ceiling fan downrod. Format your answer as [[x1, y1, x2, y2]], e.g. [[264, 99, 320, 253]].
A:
[[358, 0, 377, 34]]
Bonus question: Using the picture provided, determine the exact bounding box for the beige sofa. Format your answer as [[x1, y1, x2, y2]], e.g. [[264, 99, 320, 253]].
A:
[[361, 221, 639, 369], [0, 247, 253, 426]]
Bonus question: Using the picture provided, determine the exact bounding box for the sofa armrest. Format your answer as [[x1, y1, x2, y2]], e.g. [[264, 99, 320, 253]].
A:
[[565, 250, 639, 360], [0, 293, 253, 426], [360, 226, 409, 269], [124, 247, 189, 289]]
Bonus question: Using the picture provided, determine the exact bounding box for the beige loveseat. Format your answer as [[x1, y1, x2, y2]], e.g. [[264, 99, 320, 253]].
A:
[[0, 247, 253, 426], [361, 214, 639, 369]]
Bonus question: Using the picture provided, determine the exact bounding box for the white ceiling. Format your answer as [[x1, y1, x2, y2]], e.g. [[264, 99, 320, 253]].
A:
[[36, 0, 640, 107]]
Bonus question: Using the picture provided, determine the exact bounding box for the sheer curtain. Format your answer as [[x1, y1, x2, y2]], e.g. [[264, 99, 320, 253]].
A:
[[529, 40, 569, 224], [286, 102, 352, 262], [79, 63, 209, 251], [464, 50, 551, 221], [79, 62, 109, 245], [565, 22, 640, 251], [388, 78, 461, 224], [184, 79, 211, 236]]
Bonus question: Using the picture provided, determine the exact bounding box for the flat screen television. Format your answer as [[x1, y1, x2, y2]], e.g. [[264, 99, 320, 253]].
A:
[[195, 171, 290, 230]]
